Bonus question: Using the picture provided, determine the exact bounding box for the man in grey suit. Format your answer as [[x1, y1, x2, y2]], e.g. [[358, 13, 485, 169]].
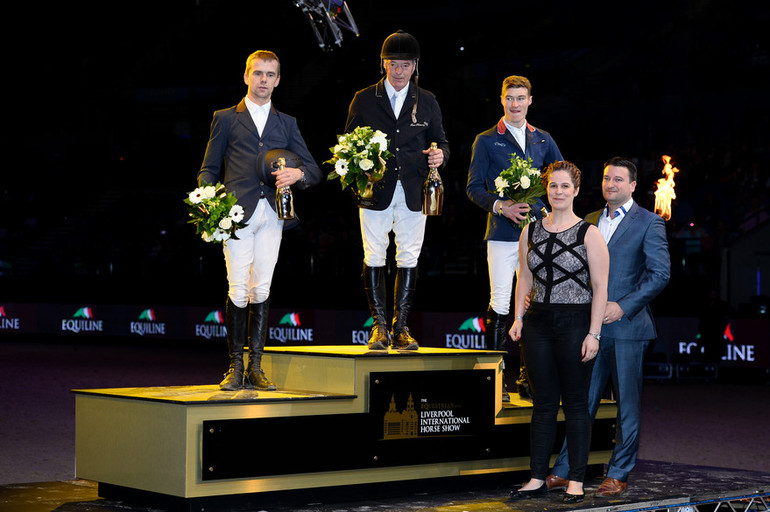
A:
[[198, 50, 322, 391], [546, 157, 670, 496]]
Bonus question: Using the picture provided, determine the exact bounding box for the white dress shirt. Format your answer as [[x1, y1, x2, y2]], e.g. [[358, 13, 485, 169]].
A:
[[493, 119, 527, 214], [245, 97, 271, 136], [598, 198, 634, 242], [502, 119, 527, 151], [383, 79, 408, 118]]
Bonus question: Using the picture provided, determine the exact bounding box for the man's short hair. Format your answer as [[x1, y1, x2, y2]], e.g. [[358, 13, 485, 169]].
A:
[[245, 50, 281, 76], [501, 75, 532, 96], [604, 157, 638, 182]]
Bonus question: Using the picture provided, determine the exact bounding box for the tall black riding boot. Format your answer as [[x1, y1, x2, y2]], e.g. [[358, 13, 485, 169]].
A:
[[244, 299, 277, 390], [219, 298, 248, 391], [391, 267, 419, 350], [485, 306, 511, 402], [363, 264, 390, 350]]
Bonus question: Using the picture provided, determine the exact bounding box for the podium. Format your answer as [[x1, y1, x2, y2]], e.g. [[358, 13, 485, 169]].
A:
[[73, 346, 616, 501]]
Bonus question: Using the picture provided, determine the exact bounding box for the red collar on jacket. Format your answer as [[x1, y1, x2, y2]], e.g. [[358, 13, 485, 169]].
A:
[[496, 117, 534, 135]]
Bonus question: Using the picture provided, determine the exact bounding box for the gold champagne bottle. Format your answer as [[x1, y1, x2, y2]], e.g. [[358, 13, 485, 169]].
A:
[[421, 142, 444, 216]]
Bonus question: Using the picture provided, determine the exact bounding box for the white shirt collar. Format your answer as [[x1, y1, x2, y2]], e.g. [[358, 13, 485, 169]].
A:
[[502, 119, 526, 149], [604, 198, 634, 219], [598, 199, 633, 242], [384, 79, 409, 101], [502, 119, 525, 134], [245, 96, 271, 115], [245, 97, 270, 135]]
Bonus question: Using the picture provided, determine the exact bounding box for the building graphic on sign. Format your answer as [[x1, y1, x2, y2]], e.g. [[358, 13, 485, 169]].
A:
[[382, 393, 418, 440]]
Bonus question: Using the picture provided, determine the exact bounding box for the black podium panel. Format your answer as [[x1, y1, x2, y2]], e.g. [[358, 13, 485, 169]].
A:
[[367, 369, 497, 467], [202, 369, 497, 481], [201, 368, 613, 482], [202, 412, 374, 480]]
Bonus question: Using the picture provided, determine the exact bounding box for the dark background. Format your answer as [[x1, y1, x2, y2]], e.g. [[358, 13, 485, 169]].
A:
[[1, 1, 769, 492], [2, 0, 768, 317]]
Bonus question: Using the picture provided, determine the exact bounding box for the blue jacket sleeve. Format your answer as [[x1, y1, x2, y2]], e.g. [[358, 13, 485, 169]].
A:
[[617, 214, 671, 319], [466, 134, 497, 213]]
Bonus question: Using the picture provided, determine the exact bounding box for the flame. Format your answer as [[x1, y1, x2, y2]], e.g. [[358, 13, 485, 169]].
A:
[[654, 155, 679, 221]]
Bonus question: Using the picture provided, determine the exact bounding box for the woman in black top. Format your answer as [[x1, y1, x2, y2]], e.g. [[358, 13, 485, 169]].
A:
[[509, 161, 609, 502]]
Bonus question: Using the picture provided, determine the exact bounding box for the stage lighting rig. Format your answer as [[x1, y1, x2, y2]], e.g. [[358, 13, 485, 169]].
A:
[[293, 0, 359, 50]]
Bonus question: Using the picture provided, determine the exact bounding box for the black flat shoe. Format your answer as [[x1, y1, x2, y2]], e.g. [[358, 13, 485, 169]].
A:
[[563, 492, 585, 503], [510, 482, 547, 499]]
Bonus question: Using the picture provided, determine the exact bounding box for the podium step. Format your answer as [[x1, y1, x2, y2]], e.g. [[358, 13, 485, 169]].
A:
[[73, 346, 616, 500]]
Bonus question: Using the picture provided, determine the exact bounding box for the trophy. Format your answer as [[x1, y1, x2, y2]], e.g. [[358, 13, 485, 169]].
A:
[[421, 142, 444, 216], [275, 157, 295, 220], [357, 168, 384, 208]]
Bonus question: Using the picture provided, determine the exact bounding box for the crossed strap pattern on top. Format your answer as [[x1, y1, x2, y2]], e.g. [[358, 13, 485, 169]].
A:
[[527, 220, 592, 305]]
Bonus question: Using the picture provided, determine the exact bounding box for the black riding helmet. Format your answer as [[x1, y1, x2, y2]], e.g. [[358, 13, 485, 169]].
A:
[[380, 30, 420, 72], [256, 149, 303, 187], [380, 30, 421, 122]]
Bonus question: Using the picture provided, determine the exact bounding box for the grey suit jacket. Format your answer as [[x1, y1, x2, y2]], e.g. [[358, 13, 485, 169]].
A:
[[586, 201, 670, 341]]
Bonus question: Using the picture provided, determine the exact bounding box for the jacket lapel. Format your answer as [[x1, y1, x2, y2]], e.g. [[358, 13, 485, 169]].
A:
[[504, 131, 522, 154], [401, 83, 416, 121], [262, 104, 279, 137], [235, 99, 259, 136], [524, 127, 533, 157], [607, 201, 638, 248], [496, 121, 524, 156], [375, 79, 397, 120]]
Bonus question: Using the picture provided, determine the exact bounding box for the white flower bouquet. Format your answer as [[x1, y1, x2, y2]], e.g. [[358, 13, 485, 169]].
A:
[[325, 126, 394, 198], [494, 155, 546, 227], [184, 183, 246, 243]]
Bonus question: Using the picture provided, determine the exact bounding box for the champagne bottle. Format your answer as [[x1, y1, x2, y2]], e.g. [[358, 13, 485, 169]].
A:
[[275, 157, 295, 220], [421, 142, 444, 216]]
